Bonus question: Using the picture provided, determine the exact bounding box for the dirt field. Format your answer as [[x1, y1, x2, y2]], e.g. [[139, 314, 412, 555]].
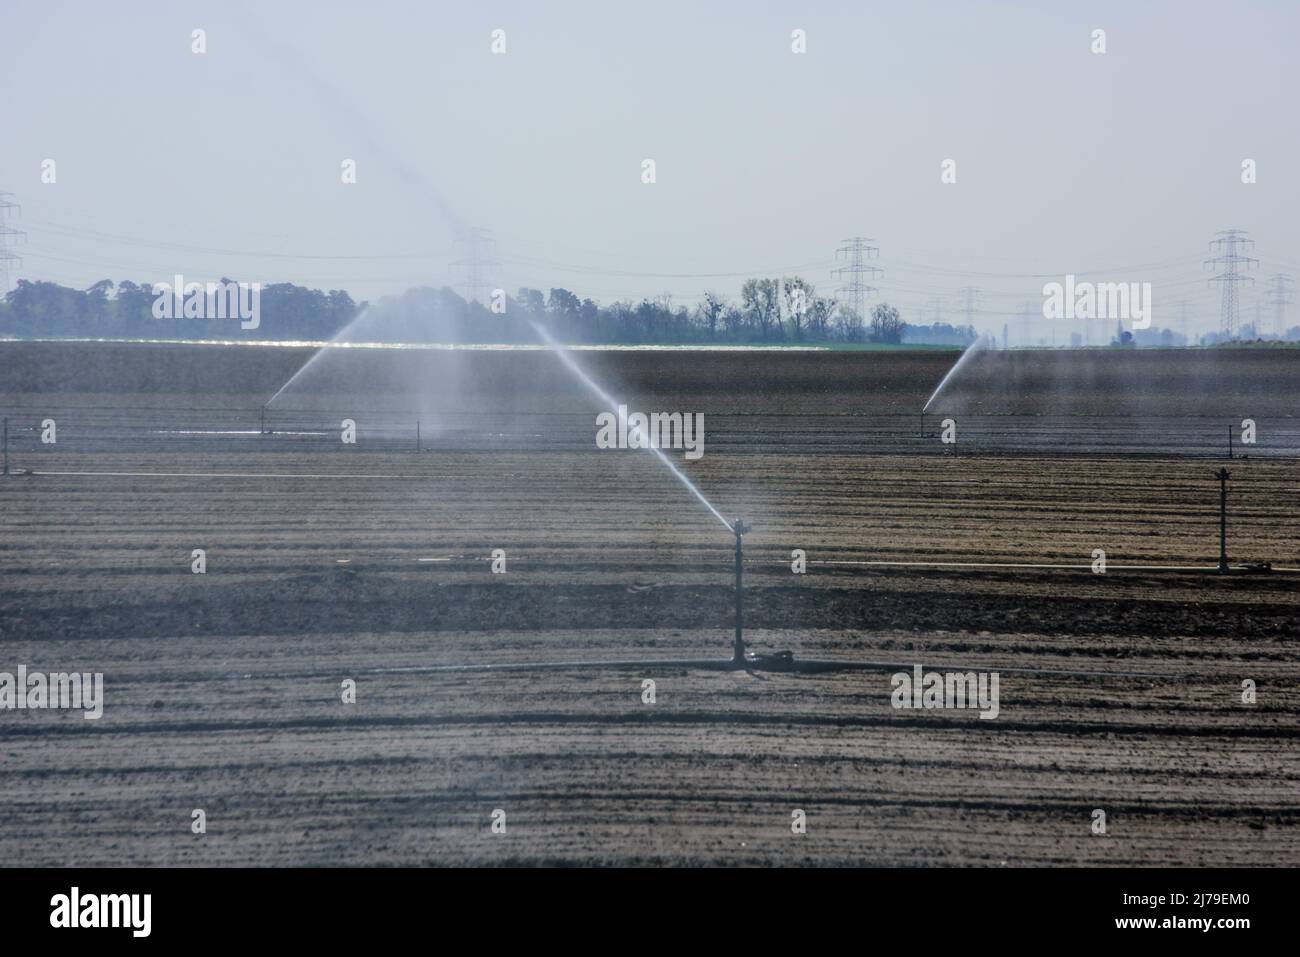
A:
[[1, 342, 1298, 866]]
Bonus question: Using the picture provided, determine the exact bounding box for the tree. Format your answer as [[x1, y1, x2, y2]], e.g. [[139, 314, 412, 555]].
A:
[[114, 281, 155, 328], [579, 297, 600, 340], [547, 287, 581, 339], [808, 295, 837, 339], [633, 299, 659, 341], [699, 290, 727, 339], [85, 279, 114, 324], [722, 304, 747, 339], [870, 302, 904, 344], [740, 278, 779, 340], [781, 277, 815, 340], [834, 303, 865, 341], [516, 288, 546, 320]]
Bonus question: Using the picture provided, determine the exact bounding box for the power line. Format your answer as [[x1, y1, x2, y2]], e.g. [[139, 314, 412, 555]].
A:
[[13, 212, 1299, 341], [23, 218, 442, 261], [27, 216, 845, 282], [501, 251, 837, 280], [886, 254, 1197, 280]]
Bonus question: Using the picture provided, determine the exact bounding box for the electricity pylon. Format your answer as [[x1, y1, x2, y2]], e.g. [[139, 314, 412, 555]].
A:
[[450, 227, 501, 306], [0, 193, 23, 297], [1205, 229, 1258, 339], [832, 237, 881, 322], [1267, 273, 1294, 338]]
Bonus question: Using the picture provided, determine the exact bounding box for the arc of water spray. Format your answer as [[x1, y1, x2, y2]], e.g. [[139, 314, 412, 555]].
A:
[[922, 334, 992, 413], [529, 322, 733, 533], [243, 18, 725, 536]]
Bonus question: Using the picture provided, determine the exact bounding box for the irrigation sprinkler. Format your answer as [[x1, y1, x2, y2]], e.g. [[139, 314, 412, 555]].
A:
[[1216, 468, 1230, 573], [732, 518, 749, 663], [2, 417, 7, 476]]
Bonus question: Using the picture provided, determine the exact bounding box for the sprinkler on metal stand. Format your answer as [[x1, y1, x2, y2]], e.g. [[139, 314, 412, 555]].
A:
[[1215, 468, 1230, 574], [732, 518, 749, 664], [730, 518, 796, 671]]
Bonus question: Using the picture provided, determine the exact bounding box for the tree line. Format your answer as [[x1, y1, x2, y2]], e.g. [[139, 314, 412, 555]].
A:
[[0, 279, 359, 341], [0, 277, 977, 346]]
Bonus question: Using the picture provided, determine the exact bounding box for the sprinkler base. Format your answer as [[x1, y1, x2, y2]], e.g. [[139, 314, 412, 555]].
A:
[[741, 650, 797, 671]]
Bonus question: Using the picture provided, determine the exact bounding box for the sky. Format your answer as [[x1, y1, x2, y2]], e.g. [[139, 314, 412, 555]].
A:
[[1, 0, 1297, 336]]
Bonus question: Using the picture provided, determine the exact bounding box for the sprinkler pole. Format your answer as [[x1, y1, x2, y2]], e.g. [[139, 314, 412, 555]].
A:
[[732, 518, 749, 663], [2, 417, 8, 476], [416, 420, 421, 452], [1216, 468, 1230, 573]]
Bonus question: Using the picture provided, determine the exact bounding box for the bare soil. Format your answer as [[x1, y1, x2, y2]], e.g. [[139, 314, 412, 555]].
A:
[[0, 342, 1297, 865]]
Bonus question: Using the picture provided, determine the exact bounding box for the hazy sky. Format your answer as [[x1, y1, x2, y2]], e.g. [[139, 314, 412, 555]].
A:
[[2, 0, 1297, 334]]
